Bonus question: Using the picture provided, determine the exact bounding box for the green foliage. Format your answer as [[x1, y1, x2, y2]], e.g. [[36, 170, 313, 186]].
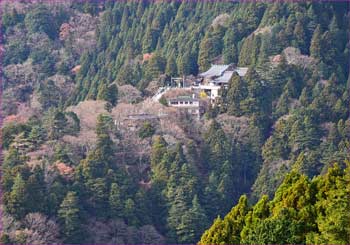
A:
[[115, 64, 139, 86], [239, 34, 261, 66], [83, 1, 99, 16], [310, 25, 322, 59], [25, 5, 58, 39], [292, 21, 307, 54], [150, 136, 168, 182], [165, 54, 178, 76], [0, 234, 12, 244], [4, 174, 28, 219], [58, 192, 84, 244], [43, 110, 68, 140], [109, 183, 123, 218], [178, 51, 198, 76], [145, 52, 166, 80], [2, 2, 349, 244], [199, 195, 249, 244], [223, 29, 238, 64], [1, 123, 31, 150], [38, 80, 62, 110], [97, 82, 118, 106], [124, 198, 138, 226], [1, 147, 29, 193], [65, 111, 81, 136], [307, 163, 350, 244], [27, 167, 46, 210], [159, 96, 168, 106], [198, 26, 224, 71], [203, 120, 231, 170], [176, 195, 209, 243], [72, 1, 238, 103], [200, 163, 350, 245], [85, 178, 109, 217], [28, 125, 46, 147], [226, 73, 248, 116], [138, 122, 156, 139], [2, 8, 23, 31], [4, 41, 29, 66]]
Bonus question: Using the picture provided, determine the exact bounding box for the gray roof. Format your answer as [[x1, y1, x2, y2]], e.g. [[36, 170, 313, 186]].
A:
[[199, 65, 230, 78], [214, 71, 234, 84], [235, 67, 248, 77]]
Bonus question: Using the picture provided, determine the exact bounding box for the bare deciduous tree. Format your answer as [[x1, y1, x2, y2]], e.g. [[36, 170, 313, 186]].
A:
[[85, 218, 164, 244], [22, 212, 61, 244], [138, 225, 165, 244]]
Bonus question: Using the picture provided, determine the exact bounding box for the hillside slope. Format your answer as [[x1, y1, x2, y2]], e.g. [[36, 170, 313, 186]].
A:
[[1, 1, 349, 244]]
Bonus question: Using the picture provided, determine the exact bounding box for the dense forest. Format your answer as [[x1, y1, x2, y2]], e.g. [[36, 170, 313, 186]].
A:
[[1, 0, 349, 244], [200, 162, 350, 244]]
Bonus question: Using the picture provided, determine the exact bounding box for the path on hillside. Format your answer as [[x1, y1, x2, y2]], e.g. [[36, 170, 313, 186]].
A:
[[152, 86, 170, 102]]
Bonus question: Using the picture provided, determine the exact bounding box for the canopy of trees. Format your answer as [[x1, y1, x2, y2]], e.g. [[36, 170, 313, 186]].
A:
[[1, 1, 349, 244]]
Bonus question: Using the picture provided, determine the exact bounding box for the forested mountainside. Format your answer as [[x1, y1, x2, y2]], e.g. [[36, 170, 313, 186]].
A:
[[200, 162, 350, 244], [1, 1, 349, 244]]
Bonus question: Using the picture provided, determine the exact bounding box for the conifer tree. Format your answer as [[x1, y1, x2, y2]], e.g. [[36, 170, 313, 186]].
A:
[[178, 51, 198, 76], [150, 136, 168, 181], [223, 29, 238, 64], [47, 111, 67, 140], [203, 120, 231, 170], [165, 54, 178, 77], [299, 87, 312, 107], [97, 82, 118, 106], [226, 73, 248, 116], [198, 36, 212, 72], [274, 91, 290, 117], [307, 164, 350, 244], [145, 52, 166, 80], [124, 198, 138, 226], [203, 173, 222, 219], [256, 34, 273, 78], [293, 21, 307, 54], [177, 195, 209, 243], [58, 192, 84, 244], [26, 167, 46, 213], [4, 173, 27, 219], [167, 188, 189, 242], [109, 182, 124, 218], [199, 195, 249, 244], [2, 147, 27, 192], [240, 195, 270, 243], [310, 25, 322, 59], [86, 178, 109, 217]]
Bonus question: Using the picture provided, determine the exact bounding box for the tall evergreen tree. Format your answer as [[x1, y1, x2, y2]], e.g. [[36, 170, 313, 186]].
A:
[[177, 195, 209, 243], [226, 73, 248, 116], [293, 21, 307, 54], [165, 54, 178, 77], [4, 173, 27, 219], [109, 182, 124, 218], [310, 25, 322, 59], [223, 29, 238, 64], [26, 167, 46, 213], [58, 192, 84, 244], [150, 136, 168, 182], [199, 195, 249, 244]]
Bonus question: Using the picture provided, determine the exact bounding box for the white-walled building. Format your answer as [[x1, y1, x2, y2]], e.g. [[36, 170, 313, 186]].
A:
[[158, 64, 248, 118], [195, 64, 248, 102], [168, 95, 205, 119]]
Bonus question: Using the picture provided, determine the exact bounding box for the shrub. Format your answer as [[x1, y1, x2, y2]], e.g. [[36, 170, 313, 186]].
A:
[[138, 122, 156, 139]]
